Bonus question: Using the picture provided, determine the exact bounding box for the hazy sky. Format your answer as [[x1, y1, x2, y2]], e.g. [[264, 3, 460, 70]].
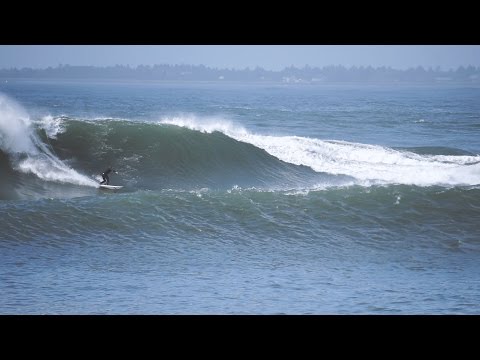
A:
[[0, 45, 479, 70]]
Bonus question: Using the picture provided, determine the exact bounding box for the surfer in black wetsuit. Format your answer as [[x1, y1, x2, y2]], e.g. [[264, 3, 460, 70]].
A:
[[100, 167, 118, 185]]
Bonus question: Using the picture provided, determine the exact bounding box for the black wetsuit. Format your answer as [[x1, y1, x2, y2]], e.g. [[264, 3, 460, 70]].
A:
[[100, 168, 115, 185]]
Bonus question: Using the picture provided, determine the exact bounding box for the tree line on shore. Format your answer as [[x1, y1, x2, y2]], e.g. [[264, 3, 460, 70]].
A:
[[1, 63, 479, 83]]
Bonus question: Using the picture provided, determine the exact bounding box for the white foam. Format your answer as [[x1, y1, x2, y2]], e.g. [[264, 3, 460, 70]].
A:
[[0, 93, 97, 187], [160, 114, 249, 137], [160, 115, 480, 187], [35, 115, 65, 139], [17, 156, 97, 186]]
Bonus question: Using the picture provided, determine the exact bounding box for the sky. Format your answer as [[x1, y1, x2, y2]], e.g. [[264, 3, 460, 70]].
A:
[[0, 45, 479, 71]]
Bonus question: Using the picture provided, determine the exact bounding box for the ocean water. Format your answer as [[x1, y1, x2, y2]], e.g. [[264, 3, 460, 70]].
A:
[[1, 79, 479, 314]]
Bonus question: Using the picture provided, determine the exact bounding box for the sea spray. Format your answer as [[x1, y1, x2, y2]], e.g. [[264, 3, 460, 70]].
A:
[[0, 93, 97, 187]]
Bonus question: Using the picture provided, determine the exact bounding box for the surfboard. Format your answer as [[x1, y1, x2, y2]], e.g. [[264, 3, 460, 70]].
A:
[[99, 184, 123, 190]]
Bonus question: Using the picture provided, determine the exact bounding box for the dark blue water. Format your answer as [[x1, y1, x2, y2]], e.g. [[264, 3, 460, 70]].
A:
[[1, 79, 479, 314]]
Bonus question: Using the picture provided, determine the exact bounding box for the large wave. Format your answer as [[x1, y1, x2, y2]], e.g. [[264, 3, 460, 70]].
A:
[[2, 106, 480, 200], [40, 115, 328, 191]]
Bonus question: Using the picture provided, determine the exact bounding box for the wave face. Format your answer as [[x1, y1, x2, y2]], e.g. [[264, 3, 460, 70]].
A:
[[43, 116, 329, 191], [2, 109, 480, 200]]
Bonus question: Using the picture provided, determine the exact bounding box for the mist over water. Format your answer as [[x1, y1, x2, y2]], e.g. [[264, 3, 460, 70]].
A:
[[0, 93, 35, 154]]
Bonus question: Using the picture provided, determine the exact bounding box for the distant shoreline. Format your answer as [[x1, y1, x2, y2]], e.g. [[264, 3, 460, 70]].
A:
[[1, 64, 479, 85], [1, 77, 479, 86]]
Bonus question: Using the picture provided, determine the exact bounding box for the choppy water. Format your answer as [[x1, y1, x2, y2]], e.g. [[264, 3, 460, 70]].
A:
[[1, 80, 479, 314]]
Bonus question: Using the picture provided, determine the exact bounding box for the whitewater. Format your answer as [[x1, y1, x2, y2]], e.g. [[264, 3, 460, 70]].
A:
[[0, 94, 97, 187]]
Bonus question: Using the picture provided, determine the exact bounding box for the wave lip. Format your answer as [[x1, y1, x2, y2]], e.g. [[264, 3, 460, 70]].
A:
[[34, 115, 66, 139]]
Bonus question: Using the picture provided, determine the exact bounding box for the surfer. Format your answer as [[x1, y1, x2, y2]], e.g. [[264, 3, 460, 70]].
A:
[[100, 167, 118, 185]]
